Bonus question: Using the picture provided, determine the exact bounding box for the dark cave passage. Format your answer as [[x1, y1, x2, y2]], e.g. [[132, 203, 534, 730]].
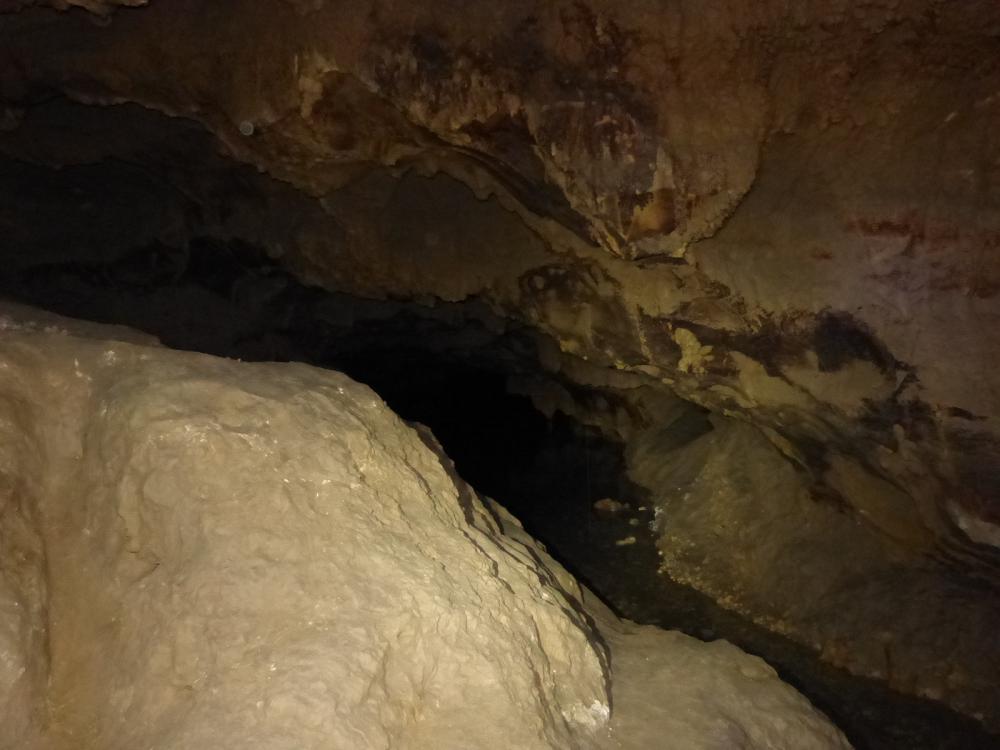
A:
[[1, 236, 999, 750], [323, 351, 622, 533]]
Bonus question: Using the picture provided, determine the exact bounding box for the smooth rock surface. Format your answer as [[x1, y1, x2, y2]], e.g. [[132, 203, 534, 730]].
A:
[[0, 304, 850, 749]]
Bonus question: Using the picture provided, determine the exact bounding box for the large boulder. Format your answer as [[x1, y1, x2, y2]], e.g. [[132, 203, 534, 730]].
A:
[[0, 306, 608, 749], [0, 304, 849, 749]]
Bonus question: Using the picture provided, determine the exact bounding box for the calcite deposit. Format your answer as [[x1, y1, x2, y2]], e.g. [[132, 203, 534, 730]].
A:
[[0, 304, 851, 749]]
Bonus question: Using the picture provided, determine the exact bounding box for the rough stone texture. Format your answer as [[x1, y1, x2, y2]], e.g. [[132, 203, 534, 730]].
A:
[[0, 305, 610, 749], [1, 0, 999, 727], [601, 620, 850, 750], [0, 304, 851, 750], [629, 416, 1000, 727], [488, 501, 853, 750]]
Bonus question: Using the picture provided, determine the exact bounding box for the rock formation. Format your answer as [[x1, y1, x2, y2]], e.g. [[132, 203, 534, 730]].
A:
[[0, 304, 850, 749], [0, 0, 998, 735]]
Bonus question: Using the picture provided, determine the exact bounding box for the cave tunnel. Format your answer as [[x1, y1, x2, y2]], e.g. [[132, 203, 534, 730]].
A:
[[2, 4, 1000, 750]]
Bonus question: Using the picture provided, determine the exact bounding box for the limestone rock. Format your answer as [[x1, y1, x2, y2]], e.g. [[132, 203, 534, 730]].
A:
[[629, 416, 1000, 728], [3, 0, 996, 567], [2, 1, 1000, 721], [0, 304, 608, 749], [0, 304, 850, 749], [602, 623, 852, 750]]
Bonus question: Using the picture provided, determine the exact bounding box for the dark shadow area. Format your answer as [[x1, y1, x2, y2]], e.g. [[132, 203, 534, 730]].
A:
[[323, 345, 653, 597]]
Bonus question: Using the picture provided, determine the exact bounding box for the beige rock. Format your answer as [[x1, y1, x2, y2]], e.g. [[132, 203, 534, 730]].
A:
[[0, 305, 851, 750], [0, 305, 608, 750]]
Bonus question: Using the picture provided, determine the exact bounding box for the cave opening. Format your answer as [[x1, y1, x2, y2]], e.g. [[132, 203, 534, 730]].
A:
[[1, 96, 999, 750]]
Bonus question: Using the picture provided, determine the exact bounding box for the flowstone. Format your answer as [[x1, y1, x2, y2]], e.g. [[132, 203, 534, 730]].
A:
[[0, 305, 849, 749]]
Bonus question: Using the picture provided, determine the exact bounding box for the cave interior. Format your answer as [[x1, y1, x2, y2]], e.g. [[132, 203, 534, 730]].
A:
[[2, 3, 1000, 749]]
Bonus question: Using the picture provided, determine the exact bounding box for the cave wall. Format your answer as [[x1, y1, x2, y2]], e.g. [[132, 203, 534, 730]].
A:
[[4, 0, 997, 546], [2, 0, 1000, 728]]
